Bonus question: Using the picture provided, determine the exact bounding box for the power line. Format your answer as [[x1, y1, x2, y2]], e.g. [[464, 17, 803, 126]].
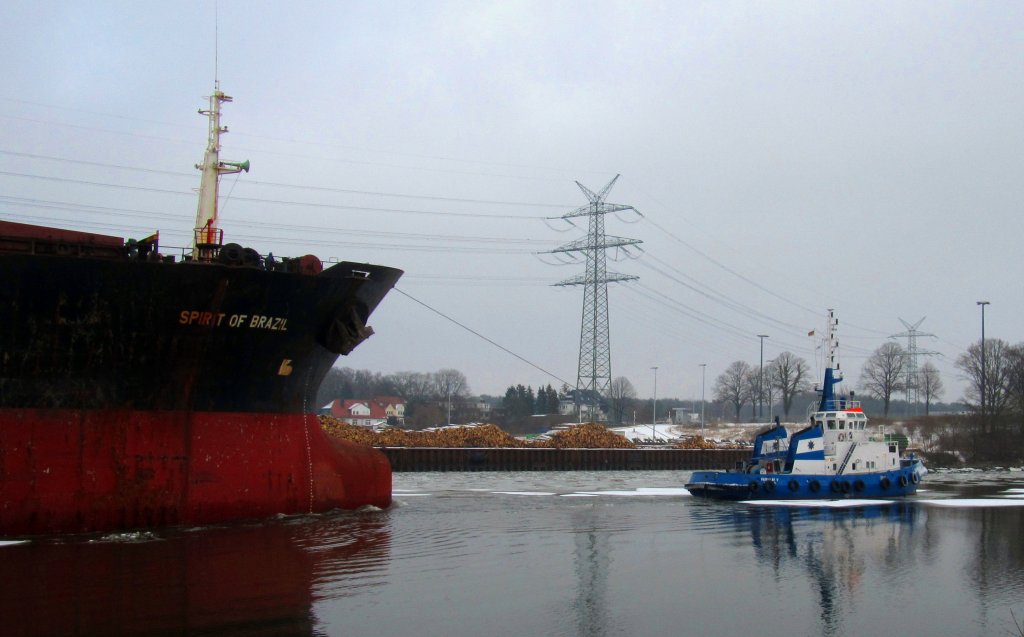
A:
[[393, 287, 572, 387], [637, 255, 812, 334], [0, 170, 546, 220], [0, 96, 615, 179], [0, 111, 605, 184], [0, 149, 575, 209], [0, 198, 558, 248]]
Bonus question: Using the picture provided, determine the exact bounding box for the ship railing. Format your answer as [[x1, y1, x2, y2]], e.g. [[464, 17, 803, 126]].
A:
[[810, 398, 862, 414], [192, 227, 224, 262]]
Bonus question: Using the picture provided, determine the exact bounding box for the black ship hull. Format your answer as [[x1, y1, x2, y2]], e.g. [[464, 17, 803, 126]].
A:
[[0, 251, 401, 412]]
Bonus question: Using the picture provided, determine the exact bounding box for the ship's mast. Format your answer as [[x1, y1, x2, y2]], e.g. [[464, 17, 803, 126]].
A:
[[191, 84, 249, 260], [819, 309, 843, 410]]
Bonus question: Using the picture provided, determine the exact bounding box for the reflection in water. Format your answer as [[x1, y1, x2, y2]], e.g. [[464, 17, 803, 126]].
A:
[[571, 507, 611, 637], [744, 504, 919, 636], [0, 512, 391, 637], [686, 502, 923, 635], [5, 473, 1024, 637], [689, 493, 1024, 637], [960, 505, 1024, 626]]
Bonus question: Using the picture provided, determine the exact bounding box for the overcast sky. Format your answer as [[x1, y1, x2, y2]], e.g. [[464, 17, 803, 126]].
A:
[[2, 1, 1022, 404]]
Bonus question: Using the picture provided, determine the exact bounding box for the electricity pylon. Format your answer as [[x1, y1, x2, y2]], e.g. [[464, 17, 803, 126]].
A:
[[891, 317, 939, 413], [544, 175, 641, 419]]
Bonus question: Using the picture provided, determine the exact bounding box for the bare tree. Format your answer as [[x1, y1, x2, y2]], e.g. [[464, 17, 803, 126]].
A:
[[860, 342, 906, 416], [955, 338, 1013, 420], [391, 371, 434, 402], [1007, 344, 1024, 419], [714, 361, 751, 421], [743, 368, 761, 420], [763, 360, 778, 420], [431, 369, 469, 425], [918, 362, 944, 416], [433, 369, 469, 401], [768, 351, 810, 418], [607, 376, 637, 424]]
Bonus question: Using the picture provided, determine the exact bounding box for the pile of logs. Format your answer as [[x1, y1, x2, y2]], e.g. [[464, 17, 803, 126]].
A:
[[322, 417, 635, 449]]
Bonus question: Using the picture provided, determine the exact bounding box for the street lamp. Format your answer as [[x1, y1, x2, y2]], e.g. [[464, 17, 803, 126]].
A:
[[977, 301, 989, 420], [699, 363, 706, 438], [651, 366, 658, 441], [758, 334, 769, 421]]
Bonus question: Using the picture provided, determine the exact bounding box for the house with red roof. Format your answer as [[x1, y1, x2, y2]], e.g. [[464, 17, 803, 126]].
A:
[[329, 396, 406, 428]]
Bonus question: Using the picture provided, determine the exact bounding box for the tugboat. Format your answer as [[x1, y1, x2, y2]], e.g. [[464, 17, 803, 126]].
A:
[[686, 310, 927, 501]]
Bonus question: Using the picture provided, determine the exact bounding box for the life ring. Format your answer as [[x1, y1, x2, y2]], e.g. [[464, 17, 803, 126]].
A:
[[764, 480, 776, 493], [854, 479, 865, 492], [830, 480, 841, 493], [809, 480, 821, 493], [898, 474, 908, 487], [788, 479, 800, 492], [910, 473, 920, 485], [749, 481, 760, 493], [880, 477, 891, 490]]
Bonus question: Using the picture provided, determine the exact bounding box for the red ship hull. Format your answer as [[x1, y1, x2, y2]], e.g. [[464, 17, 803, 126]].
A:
[[1, 408, 392, 535]]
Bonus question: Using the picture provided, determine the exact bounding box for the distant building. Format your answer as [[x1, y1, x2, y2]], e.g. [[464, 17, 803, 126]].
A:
[[473, 399, 493, 417], [558, 398, 577, 416], [329, 396, 406, 428], [671, 407, 699, 425], [558, 398, 605, 421]]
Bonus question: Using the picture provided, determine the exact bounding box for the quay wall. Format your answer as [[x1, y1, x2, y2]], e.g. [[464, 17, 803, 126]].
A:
[[378, 447, 749, 472]]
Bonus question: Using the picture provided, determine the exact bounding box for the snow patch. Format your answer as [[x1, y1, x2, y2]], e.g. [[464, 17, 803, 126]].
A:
[[918, 498, 1024, 508], [493, 491, 556, 496], [569, 487, 691, 497], [745, 499, 894, 508]]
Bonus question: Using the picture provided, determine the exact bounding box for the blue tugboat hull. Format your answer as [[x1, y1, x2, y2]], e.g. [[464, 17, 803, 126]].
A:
[[686, 459, 927, 501]]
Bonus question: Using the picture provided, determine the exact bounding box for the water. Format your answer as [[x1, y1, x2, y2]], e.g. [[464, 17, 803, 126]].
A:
[[2, 470, 1023, 637]]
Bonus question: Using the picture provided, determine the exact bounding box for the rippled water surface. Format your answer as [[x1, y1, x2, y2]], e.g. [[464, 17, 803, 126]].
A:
[[3, 470, 1024, 636]]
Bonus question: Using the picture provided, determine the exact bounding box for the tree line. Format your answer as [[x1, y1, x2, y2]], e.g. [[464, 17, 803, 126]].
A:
[[713, 351, 812, 421], [712, 345, 953, 422], [502, 384, 562, 419], [951, 339, 1024, 461], [316, 367, 471, 428]]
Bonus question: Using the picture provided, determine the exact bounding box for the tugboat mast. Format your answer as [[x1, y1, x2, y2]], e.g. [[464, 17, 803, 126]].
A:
[[819, 309, 843, 410], [191, 83, 249, 260]]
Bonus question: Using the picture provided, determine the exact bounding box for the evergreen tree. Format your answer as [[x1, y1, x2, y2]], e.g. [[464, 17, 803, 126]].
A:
[[546, 384, 560, 414], [503, 386, 519, 417], [535, 386, 548, 414]]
